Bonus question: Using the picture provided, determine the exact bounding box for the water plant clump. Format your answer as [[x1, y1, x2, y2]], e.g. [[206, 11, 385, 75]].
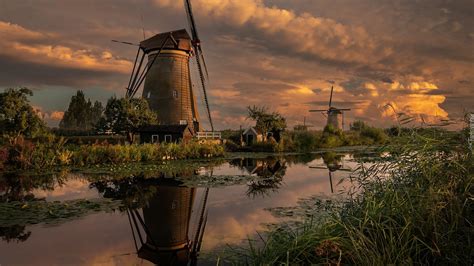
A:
[[223, 130, 473, 265]]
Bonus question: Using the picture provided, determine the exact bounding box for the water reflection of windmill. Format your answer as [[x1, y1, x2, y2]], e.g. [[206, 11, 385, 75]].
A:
[[127, 180, 210, 265], [116, 0, 215, 136], [309, 153, 351, 193], [309, 86, 352, 130]]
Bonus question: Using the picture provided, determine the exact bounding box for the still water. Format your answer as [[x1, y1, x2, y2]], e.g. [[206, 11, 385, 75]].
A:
[[0, 153, 361, 265]]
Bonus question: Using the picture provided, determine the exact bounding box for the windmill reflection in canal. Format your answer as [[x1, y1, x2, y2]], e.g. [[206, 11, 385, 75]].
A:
[[309, 152, 351, 193], [91, 171, 211, 265]]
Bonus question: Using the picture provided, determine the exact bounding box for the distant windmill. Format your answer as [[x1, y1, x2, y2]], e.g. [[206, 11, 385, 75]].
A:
[[116, 0, 214, 134], [293, 116, 314, 131], [309, 86, 351, 130]]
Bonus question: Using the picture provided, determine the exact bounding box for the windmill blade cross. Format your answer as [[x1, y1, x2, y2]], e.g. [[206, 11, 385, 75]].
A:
[[309, 109, 328, 112]]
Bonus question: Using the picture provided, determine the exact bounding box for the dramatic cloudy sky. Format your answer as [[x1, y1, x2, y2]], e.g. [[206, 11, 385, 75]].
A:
[[0, 0, 472, 129]]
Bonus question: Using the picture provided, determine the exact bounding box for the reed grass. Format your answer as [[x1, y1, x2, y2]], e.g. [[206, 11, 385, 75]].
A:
[[224, 129, 473, 265]]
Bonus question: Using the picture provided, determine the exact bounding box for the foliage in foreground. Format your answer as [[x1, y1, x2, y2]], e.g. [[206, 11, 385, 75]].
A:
[[0, 88, 47, 139], [1, 136, 225, 170], [224, 130, 473, 265]]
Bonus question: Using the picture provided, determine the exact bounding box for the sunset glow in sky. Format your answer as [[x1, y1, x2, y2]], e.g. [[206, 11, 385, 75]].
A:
[[0, 0, 472, 129]]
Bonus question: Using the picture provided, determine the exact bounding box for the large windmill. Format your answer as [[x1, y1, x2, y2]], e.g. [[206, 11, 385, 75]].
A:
[[121, 0, 214, 134], [309, 86, 351, 130]]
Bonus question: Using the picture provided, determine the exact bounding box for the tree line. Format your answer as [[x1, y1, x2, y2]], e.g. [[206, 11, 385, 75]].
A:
[[0, 88, 156, 143]]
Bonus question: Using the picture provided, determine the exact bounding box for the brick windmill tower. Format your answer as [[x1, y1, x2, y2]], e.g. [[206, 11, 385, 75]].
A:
[[121, 0, 214, 138]]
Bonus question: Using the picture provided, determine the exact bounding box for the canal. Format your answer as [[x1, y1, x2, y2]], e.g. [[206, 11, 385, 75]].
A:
[[0, 152, 365, 265]]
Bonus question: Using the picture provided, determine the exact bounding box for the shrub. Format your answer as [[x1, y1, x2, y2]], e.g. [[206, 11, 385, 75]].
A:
[[323, 124, 343, 136], [292, 131, 320, 152], [320, 134, 344, 148], [251, 142, 279, 152], [224, 139, 240, 152], [360, 126, 388, 144]]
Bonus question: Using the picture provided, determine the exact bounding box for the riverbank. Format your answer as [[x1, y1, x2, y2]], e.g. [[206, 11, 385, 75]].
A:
[[223, 130, 473, 265], [0, 137, 225, 170]]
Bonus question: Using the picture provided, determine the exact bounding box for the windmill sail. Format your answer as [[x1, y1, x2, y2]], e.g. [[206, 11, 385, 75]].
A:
[[184, 0, 214, 131]]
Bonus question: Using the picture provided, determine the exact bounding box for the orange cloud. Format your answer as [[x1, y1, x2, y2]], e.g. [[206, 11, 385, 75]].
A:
[[154, 0, 389, 64], [0, 21, 132, 74], [381, 94, 448, 121], [50, 111, 65, 121]]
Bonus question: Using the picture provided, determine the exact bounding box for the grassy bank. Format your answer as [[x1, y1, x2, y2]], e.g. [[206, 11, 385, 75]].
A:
[[224, 123, 389, 153], [0, 136, 225, 170], [224, 130, 473, 265]]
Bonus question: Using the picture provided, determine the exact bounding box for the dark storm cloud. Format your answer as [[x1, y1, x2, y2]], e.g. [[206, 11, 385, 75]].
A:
[[0, 53, 125, 88], [340, 79, 368, 96]]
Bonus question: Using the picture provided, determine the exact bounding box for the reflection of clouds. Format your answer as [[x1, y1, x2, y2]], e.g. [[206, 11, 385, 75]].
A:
[[202, 159, 352, 251], [1, 158, 358, 263], [203, 209, 275, 250], [0, 213, 141, 265], [33, 178, 99, 201]]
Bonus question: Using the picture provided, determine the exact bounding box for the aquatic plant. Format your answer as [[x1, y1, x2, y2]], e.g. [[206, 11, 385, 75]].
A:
[[223, 129, 473, 265]]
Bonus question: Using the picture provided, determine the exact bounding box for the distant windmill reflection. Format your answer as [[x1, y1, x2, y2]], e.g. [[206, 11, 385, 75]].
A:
[[309, 152, 351, 193], [91, 171, 210, 265]]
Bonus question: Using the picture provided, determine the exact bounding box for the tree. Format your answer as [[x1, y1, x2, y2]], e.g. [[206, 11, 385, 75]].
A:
[[59, 90, 104, 131], [350, 120, 368, 132], [97, 97, 157, 143], [247, 105, 286, 142], [0, 88, 46, 139]]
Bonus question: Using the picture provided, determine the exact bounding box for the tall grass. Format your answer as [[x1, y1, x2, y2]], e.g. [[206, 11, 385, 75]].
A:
[[224, 129, 473, 265], [2, 137, 225, 169]]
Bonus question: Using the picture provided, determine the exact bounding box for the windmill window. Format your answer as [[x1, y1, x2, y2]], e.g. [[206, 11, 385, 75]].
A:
[[165, 135, 172, 142], [152, 135, 159, 143], [172, 90, 178, 99], [147, 91, 151, 99]]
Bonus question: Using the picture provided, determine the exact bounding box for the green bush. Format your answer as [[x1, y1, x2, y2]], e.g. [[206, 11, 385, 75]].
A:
[[291, 131, 320, 152], [323, 124, 343, 136], [224, 139, 240, 152], [250, 142, 279, 152], [360, 126, 388, 143], [320, 134, 344, 148]]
